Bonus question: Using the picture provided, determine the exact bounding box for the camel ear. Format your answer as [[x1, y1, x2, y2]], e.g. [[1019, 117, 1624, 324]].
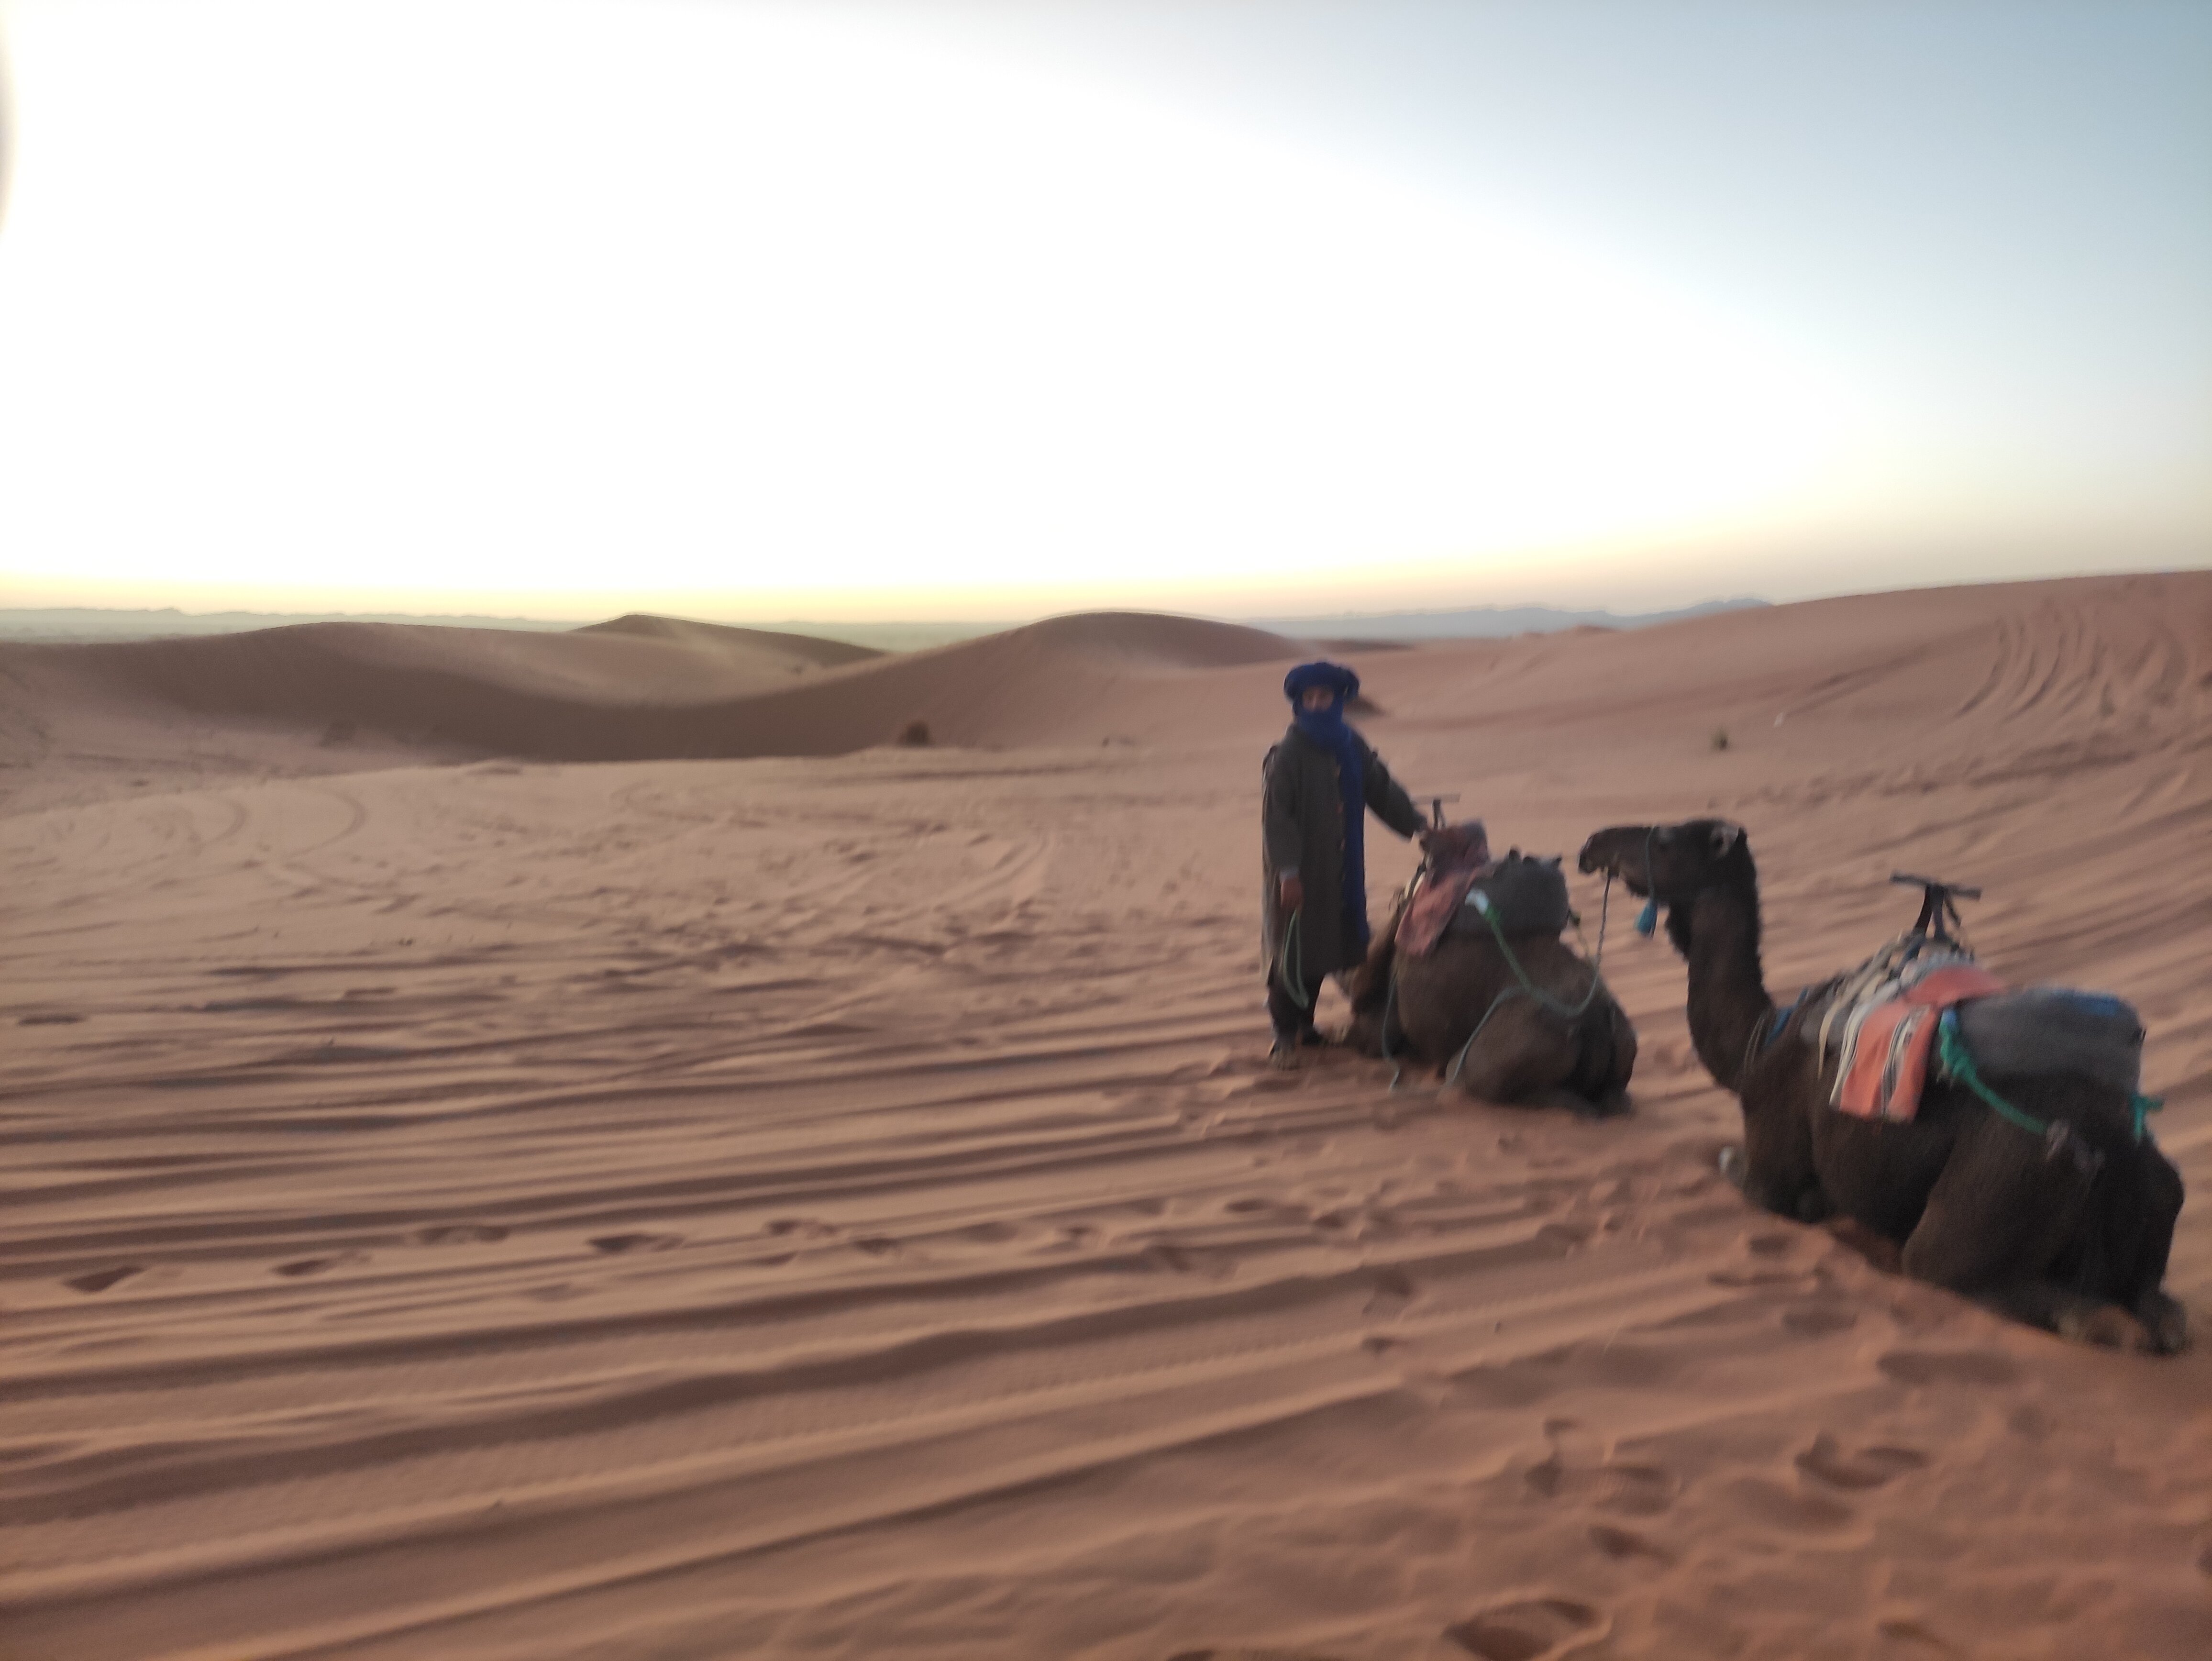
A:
[[1710, 822, 1743, 858]]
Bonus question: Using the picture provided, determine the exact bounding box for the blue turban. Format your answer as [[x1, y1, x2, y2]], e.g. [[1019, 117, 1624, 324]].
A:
[[1283, 660, 1372, 947]]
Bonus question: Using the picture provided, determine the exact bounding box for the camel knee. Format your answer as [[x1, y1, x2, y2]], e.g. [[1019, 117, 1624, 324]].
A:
[[1340, 1010, 1386, 1058], [2133, 1289, 2190, 1356]]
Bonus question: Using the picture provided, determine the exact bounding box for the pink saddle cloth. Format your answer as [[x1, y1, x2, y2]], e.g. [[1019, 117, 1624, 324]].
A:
[[1395, 821, 1491, 958], [1831, 962, 2005, 1120]]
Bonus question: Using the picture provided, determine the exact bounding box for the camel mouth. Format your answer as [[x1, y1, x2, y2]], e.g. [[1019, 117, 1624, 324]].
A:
[[1577, 827, 1654, 893]]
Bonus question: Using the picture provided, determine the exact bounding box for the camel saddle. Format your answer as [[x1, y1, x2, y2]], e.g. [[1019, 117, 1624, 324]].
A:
[[1397, 827, 1574, 958], [1805, 935, 2146, 1122], [1397, 821, 1491, 957]]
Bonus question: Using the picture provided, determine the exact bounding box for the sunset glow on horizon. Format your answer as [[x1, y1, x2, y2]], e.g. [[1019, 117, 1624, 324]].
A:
[[0, 0, 2205, 623]]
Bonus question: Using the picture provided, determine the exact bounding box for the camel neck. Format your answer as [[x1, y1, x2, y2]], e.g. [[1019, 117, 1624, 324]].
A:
[[1680, 882, 1774, 1095]]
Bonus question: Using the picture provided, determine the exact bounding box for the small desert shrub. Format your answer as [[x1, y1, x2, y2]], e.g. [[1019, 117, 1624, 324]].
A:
[[1710, 727, 1730, 752], [895, 719, 933, 747]]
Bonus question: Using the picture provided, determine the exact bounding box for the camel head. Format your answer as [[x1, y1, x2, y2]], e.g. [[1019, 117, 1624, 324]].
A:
[[1578, 820, 1755, 952]]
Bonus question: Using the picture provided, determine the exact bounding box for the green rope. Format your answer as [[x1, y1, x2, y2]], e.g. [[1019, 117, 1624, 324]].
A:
[[1469, 891, 1607, 1021], [1442, 879, 1613, 1089], [1934, 1009, 2161, 1145], [1934, 1010, 2049, 1137], [1445, 985, 1526, 1088], [1274, 908, 1311, 1010]]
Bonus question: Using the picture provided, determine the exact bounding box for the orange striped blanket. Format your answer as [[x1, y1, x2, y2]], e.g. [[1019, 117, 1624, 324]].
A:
[[1818, 940, 2005, 1121]]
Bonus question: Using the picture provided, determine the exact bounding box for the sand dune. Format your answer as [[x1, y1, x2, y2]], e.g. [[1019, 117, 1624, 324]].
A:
[[0, 610, 1303, 811], [576, 613, 887, 670], [1, 573, 2208, 1659]]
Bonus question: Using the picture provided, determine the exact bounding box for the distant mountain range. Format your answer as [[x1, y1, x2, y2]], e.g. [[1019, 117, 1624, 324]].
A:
[[0, 597, 1766, 648], [1242, 598, 1767, 640], [0, 608, 579, 642]]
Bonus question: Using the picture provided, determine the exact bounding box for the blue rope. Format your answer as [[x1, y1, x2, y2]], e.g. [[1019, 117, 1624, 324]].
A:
[[1634, 829, 1660, 936]]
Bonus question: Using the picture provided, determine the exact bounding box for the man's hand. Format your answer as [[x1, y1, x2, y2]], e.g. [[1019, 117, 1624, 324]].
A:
[[1278, 872, 1304, 913]]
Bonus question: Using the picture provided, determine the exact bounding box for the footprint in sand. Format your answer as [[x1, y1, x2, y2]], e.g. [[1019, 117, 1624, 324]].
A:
[[764, 1218, 838, 1239], [1362, 1264, 1416, 1315], [66, 1265, 141, 1294], [1141, 1242, 1230, 1278], [1587, 1523, 1672, 1564], [412, 1224, 508, 1245], [274, 1252, 366, 1277], [19, 1012, 84, 1026], [1877, 1348, 2019, 1387], [1525, 1451, 1678, 1517], [1721, 1475, 1857, 1533], [1781, 1301, 1859, 1336], [1877, 1618, 1960, 1654], [589, 1232, 684, 1255], [1445, 1596, 1607, 1660], [1795, 1432, 1929, 1491]]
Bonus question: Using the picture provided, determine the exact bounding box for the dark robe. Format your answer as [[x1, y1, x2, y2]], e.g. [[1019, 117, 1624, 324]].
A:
[[1261, 722, 1425, 983]]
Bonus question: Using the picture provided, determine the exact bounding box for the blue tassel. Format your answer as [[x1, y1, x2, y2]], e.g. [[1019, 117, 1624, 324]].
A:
[[1635, 897, 1659, 937]]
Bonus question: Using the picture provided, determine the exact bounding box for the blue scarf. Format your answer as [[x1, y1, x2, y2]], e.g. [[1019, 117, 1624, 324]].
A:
[[1285, 661, 1370, 948]]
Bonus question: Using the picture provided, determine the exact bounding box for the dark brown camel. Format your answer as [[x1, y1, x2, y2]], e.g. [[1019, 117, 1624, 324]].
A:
[[1578, 819, 2187, 1352], [1341, 887, 1637, 1113]]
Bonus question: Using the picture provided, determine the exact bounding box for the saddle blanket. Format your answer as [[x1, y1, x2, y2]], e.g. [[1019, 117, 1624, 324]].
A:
[[1817, 935, 2004, 1120], [1396, 821, 1491, 957], [1808, 934, 2150, 1122]]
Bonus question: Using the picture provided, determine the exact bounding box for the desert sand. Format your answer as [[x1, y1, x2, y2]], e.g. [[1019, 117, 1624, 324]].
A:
[[1, 572, 2207, 1660]]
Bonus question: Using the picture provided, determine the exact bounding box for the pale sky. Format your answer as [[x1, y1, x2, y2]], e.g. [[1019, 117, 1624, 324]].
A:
[[0, 0, 2206, 621]]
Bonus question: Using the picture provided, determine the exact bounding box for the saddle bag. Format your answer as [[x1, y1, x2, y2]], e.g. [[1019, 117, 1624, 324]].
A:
[[1460, 852, 1571, 940], [1954, 989, 2144, 1096]]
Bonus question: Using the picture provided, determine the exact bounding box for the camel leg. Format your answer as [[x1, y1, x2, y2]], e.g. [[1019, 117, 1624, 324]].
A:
[[1897, 1117, 2119, 1344], [1727, 1061, 1827, 1223], [2110, 1150, 2187, 1351], [1582, 1000, 1638, 1117], [1345, 898, 1405, 1017], [2057, 1142, 2189, 1354], [1451, 1001, 1578, 1107]]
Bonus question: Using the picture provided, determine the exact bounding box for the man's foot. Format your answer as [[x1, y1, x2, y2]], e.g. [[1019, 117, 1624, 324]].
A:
[[1297, 1027, 1329, 1048], [1268, 1039, 1301, 1071]]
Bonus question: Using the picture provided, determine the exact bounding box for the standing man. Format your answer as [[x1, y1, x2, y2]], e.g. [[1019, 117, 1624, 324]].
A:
[[1262, 661, 1427, 1069]]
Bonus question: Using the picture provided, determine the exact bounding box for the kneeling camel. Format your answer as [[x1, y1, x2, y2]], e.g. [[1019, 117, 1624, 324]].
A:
[[1578, 819, 2185, 1352], [1341, 873, 1636, 1115]]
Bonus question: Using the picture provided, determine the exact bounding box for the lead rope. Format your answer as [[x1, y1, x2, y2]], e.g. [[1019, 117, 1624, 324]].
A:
[[1274, 908, 1310, 1010], [1443, 868, 1616, 1090]]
